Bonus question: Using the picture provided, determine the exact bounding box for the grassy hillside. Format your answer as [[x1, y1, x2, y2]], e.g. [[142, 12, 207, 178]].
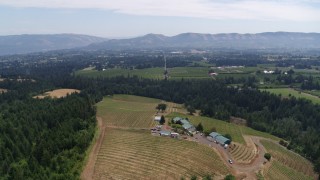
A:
[[93, 128, 229, 179], [261, 88, 320, 104]]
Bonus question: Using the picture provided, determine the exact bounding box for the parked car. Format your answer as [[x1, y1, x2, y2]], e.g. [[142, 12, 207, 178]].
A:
[[228, 159, 233, 164]]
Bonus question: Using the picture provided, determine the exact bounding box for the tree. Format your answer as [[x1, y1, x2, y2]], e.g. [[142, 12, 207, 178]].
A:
[[264, 153, 271, 161], [224, 174, 235, 180], [187, 105, 196, 115], [287, 69, 295, 75], [160, 115, 165, 125], [202, 174, 212, 180], [190, 175, 197, 180], [314, 157, 320, 174], [196, 123, 203, 132], [156, 103, 167, 112]]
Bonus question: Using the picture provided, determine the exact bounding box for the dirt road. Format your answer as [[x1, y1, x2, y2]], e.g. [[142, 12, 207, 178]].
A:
[[81, 117, 106, 180], [191, 133, 269, 179]]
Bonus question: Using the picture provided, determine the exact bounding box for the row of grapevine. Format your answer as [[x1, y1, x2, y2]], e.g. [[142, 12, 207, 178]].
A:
[[93, 129, 229, 180]]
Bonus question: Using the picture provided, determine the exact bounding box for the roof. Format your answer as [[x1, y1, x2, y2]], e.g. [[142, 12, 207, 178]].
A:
[[180, 119, 190, 125], [209, 132, 221, 138], [215, 135, 231, 145], [182, 123, 193, 130], [154, 116, 161, 121], [172, 117, 182, 123], [159, 130, 171, 135]]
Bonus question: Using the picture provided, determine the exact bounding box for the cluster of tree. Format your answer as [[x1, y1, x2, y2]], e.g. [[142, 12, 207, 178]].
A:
[[301, 76, 320, 90], [0, 93, 96, 179]]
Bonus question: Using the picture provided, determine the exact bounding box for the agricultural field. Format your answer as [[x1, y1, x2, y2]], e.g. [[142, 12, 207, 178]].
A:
[[264, 160, 313, 180], [228, 143, 257, 164], [88, 95, 318, 180], [33, 88, 80, 99], [93, 128, 229, 179], [167, 112, 280, 145], [261, 88, 320, 104], [76, 67, 212, 79], [261, 140, 316, 179], [96, 95, 161, 128]]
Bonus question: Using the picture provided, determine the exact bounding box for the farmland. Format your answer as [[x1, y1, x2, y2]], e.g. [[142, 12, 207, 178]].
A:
[[87, 95, 230, 179], [228, 143, 257, 164], [260, 140, 316, 178], [33, 88, 80, 99], [76, 67, 212, 79], [85, 95, 318, 180], [264, 160, 313, 180], [261, 88, 320, 104], [93, 128, 229, 179], [96, 95, 160, 128]]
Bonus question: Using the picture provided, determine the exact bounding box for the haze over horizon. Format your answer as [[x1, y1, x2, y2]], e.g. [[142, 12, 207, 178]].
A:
[[1, 0, 320, 38]]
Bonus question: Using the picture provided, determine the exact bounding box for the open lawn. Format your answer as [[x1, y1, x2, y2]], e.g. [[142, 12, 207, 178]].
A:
[[260, 140, 316, 178], [33, 89, 80, 99], [93, 128, 229, 180], [167, 112, 280, 145], [96, 95, 161, 128], [261, 88, 320, 104]]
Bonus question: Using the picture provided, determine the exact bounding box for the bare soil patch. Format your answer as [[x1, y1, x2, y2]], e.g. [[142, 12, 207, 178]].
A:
[[34, 89, 80, 99], [230, 116, 247, 126], [0, 88, 8, 93]]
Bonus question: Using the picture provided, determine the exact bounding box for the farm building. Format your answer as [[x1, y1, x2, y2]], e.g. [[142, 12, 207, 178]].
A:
[[208, 132, 231, 145], [159, 130, 171, 136], [172, 117, 183, 123], [154, 116, 161, 121], [172, 117, 196, 134]]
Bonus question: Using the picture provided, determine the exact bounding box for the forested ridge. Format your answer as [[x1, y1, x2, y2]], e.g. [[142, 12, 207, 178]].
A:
[[0, 81, 96, 179]]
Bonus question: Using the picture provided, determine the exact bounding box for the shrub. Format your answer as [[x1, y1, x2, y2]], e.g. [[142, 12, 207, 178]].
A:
[[224, 174, 235, 180], [264, 153, 271, 161]]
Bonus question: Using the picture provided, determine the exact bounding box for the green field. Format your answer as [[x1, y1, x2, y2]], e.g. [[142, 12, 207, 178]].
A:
[[93, 128, 229, 179], [261, 140, 316, 178], [96, 95, 161, 128], [261, 88, 320, 104], [166, 112, 280, 145], [76, 67, 212, 79]]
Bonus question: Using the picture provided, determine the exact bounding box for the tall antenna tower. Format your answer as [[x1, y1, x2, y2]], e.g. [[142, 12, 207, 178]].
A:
[[163, 54, 168, 80]]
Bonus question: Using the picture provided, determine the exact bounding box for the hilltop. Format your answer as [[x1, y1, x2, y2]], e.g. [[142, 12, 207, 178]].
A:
[[0, 34, 106, 55], [87, 32, 320, 50]]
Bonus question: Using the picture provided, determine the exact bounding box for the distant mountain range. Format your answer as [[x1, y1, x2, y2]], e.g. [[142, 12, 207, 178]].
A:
[[87, 32, 320, 50], [0, 34, 106, 55], [0, 32, 320, 55]]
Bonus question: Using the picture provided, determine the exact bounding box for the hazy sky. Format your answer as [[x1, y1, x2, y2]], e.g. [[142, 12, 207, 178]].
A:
[[1, 0, 320, 38]]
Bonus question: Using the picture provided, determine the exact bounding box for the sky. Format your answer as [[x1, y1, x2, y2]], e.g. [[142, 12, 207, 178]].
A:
[[0, 0, 320, 38]]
